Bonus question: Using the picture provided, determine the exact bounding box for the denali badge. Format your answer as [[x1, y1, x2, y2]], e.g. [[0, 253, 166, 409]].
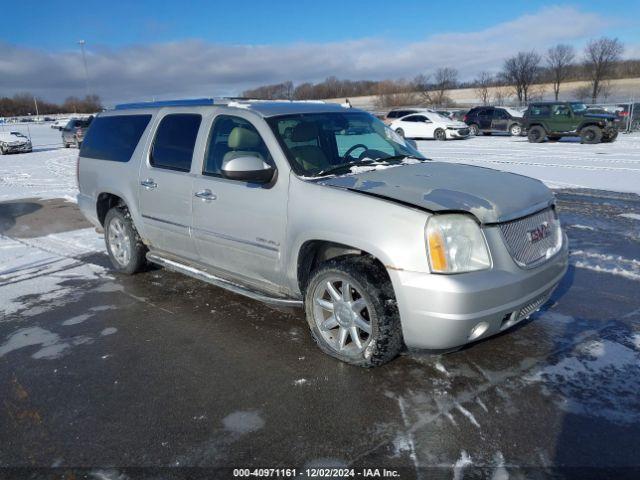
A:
[[527, 222, 550, 243]]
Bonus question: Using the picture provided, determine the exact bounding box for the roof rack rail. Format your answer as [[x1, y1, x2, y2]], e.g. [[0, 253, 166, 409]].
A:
[[114, 98, 217, 110]]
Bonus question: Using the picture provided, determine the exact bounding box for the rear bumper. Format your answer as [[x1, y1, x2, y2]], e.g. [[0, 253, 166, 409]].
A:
[[389, 234, 569, 350], [77, 192, 101, 228]]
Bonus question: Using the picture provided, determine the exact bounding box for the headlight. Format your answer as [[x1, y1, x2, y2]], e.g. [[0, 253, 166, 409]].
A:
[[426, 214, 491, 273]]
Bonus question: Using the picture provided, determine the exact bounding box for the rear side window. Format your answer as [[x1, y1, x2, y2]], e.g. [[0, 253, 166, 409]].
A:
[[80, 115, 151, 162], [151, 114, 202, 172], [529, 105, 551, 117]]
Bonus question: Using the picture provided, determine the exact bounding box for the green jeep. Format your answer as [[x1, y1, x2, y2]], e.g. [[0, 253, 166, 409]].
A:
[[524, 102, 620, 144]]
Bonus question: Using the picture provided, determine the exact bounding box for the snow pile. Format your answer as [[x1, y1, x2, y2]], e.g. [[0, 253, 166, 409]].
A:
[[570, 250, 640, 281]]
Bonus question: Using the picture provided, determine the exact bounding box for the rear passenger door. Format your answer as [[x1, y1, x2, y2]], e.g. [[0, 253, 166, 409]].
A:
[[191, 114, 288, 294], [138, 112, 202, 260], [491, 108, 509, 133]]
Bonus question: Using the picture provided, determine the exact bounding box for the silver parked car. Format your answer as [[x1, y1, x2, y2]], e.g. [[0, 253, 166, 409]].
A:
[[77, 99, 568, 367]]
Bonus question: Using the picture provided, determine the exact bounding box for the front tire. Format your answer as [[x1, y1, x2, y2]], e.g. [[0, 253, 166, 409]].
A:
[[602, 130, 618, 143], [528, 126, 546, 143], [304, 256, 403, 367], [434, 128, 446, 141], [395, 128, 405, 138], [509, 124, 522, 136], [580, 126, 602, 144], [104, 207, 147, 274]]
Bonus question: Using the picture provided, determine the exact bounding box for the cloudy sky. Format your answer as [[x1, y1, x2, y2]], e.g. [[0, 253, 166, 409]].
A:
[[2, 0, 639, 104]]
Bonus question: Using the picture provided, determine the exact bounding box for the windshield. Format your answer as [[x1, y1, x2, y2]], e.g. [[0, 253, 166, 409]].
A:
[[267, 112, 425, 177], [570, 103, 588, 114]]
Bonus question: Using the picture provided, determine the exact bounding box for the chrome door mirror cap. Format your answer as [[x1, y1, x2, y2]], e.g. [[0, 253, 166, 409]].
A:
[[221, 156, 275, 183]]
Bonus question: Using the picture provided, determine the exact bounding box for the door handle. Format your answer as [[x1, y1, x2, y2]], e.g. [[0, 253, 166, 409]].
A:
[[194, 189, 217, 201], [140, 178, 157, 189]]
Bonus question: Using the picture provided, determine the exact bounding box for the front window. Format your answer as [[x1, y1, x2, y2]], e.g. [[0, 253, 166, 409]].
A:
[[570, 103, 588, 114], [267, 112, 425, 177]]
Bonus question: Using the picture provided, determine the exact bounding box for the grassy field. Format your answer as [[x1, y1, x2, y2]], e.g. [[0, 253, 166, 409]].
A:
[[326, 77, 640, 111]]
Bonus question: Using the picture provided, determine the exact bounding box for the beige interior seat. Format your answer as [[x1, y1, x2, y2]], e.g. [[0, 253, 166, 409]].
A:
[[289, 122, 329, 171], [222, 127, 265, 167]]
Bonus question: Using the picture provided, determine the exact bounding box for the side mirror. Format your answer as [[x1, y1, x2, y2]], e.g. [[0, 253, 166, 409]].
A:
[[221, 155, 275, 183]]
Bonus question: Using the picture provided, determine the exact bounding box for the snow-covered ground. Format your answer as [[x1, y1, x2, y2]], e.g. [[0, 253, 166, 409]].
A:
[[0, 125, 77, 202], [416, 133, 640, 194]]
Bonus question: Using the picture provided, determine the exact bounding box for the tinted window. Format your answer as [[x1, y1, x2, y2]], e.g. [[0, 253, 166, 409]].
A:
[[494, 109, 508, 119], [203, 115, 272, 177], [387, 111, 399, 119], [529, 105, 551, 117], [151, 114, 201, 172], [81, 115, 151, 162]]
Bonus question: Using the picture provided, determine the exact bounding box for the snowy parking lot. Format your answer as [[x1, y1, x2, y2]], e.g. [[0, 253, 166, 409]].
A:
[[1, 124, 640, 475], [416, 132, 640, 194]]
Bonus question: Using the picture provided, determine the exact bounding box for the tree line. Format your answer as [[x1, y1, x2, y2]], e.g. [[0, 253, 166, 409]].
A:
[[243, 37, 633, 107], [0, 94, 102, 117]]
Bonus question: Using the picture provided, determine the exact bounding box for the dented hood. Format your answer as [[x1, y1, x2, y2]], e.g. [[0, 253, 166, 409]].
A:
[[317, 161, 554, 224]]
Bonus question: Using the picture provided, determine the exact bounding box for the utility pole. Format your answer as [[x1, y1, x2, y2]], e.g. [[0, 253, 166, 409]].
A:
[[33, 96, 39, 119], [78, 40, 90, 97]]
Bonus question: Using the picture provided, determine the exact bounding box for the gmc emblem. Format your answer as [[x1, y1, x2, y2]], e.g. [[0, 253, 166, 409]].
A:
[[527, 222, 550, 243]]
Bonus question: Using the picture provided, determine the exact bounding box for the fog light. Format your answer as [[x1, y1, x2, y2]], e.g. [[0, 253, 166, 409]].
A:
[[468, 321, 489, 341]]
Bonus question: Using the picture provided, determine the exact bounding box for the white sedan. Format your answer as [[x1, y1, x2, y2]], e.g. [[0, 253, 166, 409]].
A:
[[390, 112, 470, 140]]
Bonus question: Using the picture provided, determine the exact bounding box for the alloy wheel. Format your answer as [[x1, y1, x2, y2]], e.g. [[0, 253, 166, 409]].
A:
[[107, 217, 132, 267], [312, 276, 373, 356]]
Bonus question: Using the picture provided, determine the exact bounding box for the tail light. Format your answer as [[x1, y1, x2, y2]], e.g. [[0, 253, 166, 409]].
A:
[[463, 115, 468, 122], [619, 111, 629, 117]]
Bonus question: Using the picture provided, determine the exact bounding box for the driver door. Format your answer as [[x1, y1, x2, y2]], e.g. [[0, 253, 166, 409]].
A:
[[191, 114, 288, 293]]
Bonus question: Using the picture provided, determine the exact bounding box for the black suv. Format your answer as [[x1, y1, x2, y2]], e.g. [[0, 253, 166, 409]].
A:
[[463, 106, 524, 136], [523, 102, 619, 144]]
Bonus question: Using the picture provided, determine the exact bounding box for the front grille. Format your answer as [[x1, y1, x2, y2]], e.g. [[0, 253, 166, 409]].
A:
[[499, 207, 562, 267], [458, 128, 470, 136]]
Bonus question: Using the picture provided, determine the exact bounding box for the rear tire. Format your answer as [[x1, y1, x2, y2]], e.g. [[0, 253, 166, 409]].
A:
[[469, 124, 480, 136], [580, 126, 602, 144], [104, 207, 147, 275], [304, 256, 403, 367], [434, 128, 446, 141], [528, 126, 546, 143]]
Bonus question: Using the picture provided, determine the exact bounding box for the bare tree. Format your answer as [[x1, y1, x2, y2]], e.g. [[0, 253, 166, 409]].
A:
[[474, 72, 493, 105], [492, 86, 512, 106], [502, 51, 542, 105], [584, 37, 624, 103], [547, 44, 575, 100], [573, 84, 591, 102], [412, 73, 433, 105], [433, 67, 458, 106]]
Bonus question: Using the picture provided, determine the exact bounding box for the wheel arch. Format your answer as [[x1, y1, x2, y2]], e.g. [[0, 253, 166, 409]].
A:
[[296, 239, 391, 295], [96, 192, 128, 226]]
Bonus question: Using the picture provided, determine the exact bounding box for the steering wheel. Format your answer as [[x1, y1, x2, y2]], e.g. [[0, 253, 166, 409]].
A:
[[343, 144, 368, 160]]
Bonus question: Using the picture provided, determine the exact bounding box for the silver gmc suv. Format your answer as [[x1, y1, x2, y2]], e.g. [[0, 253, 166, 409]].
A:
[[77, 99, 568, 367]]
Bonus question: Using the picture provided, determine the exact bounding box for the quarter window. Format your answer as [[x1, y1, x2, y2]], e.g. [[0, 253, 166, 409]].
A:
[[80, 115, 151, 162], [203, 115, 273, 177], [150, 114, 202, 172]]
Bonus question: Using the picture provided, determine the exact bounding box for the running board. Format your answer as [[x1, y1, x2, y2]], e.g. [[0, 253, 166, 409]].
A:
[[146, 253, 303, 307]]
